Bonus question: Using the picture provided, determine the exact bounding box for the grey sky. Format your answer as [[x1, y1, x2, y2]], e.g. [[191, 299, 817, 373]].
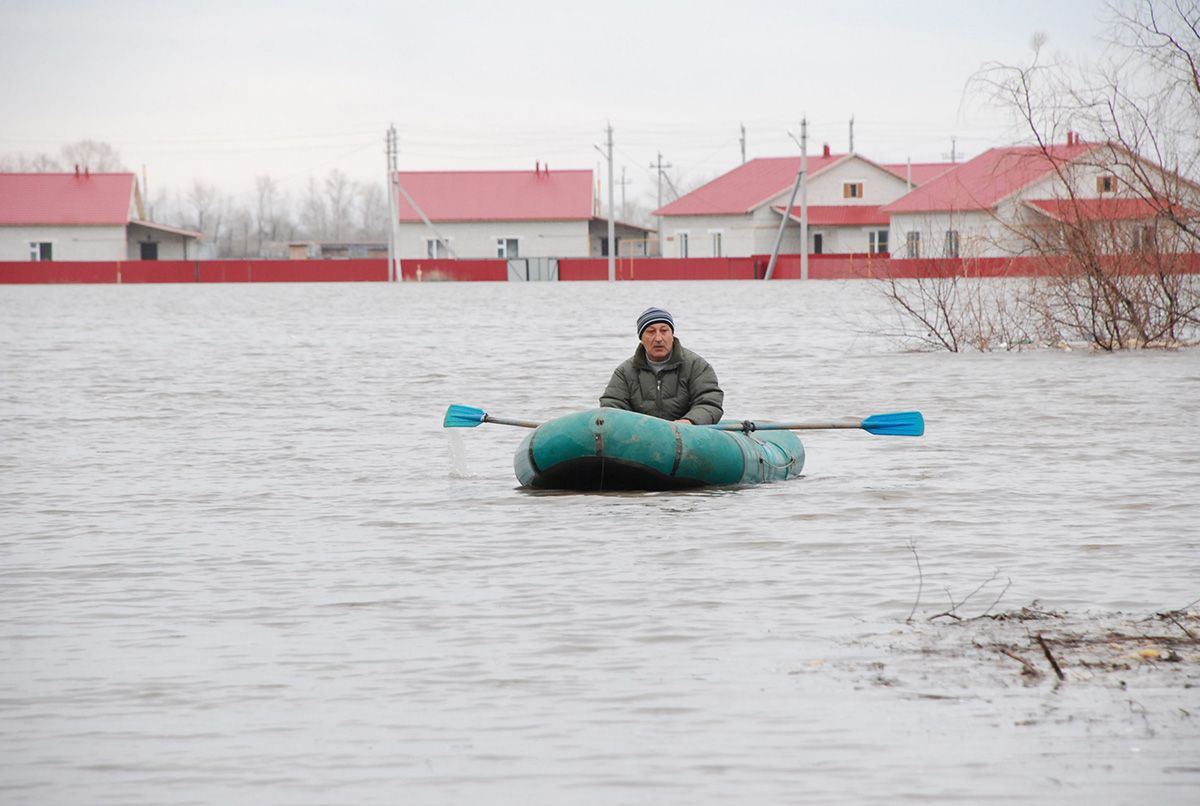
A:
[[1, 0, 1115, 207]]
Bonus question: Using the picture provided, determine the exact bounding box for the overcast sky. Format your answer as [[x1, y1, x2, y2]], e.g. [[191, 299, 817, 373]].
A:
[[1, 0, 1116, 210]]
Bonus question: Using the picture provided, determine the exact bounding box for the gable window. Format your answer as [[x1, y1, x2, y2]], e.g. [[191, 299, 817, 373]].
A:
[[905, 231, 921, 259], [945, 230, 960, 258], [869, 230, 888, 254], [496, 238, 519, 258], [29, 241, 52, 261], [677, 231, 689, 258], [426, 238, 449, 258], [843, 182, 864, 199], [710, 231, 723, 257], [1096, 175, 1116, 193]]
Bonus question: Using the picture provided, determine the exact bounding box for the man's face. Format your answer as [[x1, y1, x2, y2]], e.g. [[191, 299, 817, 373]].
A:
[[640, 323, 674, 361]]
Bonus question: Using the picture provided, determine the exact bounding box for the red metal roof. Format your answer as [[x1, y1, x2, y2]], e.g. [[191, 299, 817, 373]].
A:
[[654, 155, 846, 217], [0, 172, 135, 225], [883, 143, 1100, 214], [394, 169, 593, 222], [1025, 197, 1196, 223], [881, 162, 957, 186], [771, 204, 890, 226]]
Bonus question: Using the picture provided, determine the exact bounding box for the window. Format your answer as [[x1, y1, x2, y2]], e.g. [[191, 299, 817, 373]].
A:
[[1132, 225, 1155, 251], [677, 232, 689, 258], [869, 230, 888, 254], [1096, 175, 1116, 193], [710, 231, 723, 257], [812, 233, 823, 254], [140, 241, 158, 260], [843, 182, 864, 199], [426, 238, 449, 258], [906, 231, 921, 259], [496, 238, 519, 258], [945, 230, 960, 258], [29, 242, 52, 261]]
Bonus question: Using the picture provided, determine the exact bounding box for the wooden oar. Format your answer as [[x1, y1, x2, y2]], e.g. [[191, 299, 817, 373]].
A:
[[444, 405, 924, 437]]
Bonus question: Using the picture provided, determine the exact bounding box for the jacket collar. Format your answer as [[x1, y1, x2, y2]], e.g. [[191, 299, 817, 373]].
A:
[[632, 337, 683, 370]]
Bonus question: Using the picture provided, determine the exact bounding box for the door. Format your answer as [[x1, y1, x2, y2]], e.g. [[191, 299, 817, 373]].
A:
[[140, 241, 159, 260]]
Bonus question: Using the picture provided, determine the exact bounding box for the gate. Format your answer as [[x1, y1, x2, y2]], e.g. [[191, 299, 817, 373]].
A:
[[507, 258, 559, 281]]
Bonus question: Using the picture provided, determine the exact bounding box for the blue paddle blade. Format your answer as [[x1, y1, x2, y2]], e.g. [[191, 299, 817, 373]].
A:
[[444, 404, 486, 428], [862, 411, 924, 437]]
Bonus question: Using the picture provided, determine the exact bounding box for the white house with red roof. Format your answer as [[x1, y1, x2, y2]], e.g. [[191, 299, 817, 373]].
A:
[[881, 135, 1199, 259], [652, 148, 953, 258], [394, 166, 652, 260], [0, 171, 201, 261]]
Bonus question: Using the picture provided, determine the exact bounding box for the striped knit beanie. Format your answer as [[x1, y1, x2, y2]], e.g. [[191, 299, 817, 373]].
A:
[[637, 307, 674, 336]]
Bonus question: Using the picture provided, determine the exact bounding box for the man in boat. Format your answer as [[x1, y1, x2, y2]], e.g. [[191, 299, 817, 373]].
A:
[[600, 307, 724, 425]]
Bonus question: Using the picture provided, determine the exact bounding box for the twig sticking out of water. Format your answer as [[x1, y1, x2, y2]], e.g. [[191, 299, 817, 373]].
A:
[[906, 540, 923, 624], [1036, 633, 1066, 681], [1154, 596, 1200, 640], [1163, 614, 1196, 640], [970, 577, 1012, 621], [997, 648, 1043, 677], [929, 570, 1002, 621]]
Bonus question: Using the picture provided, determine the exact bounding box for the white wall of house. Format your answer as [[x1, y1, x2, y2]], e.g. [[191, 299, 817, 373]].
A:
[[0, 224, 127, 261], [396, 219, 591, 259], [661, 157, 916, 257], [888, 210, 1027, 258], [886, 155, 1200, 259], [802, 157, 913, 206], [661, 213, 754, 258], [805, 225, 892, 255]]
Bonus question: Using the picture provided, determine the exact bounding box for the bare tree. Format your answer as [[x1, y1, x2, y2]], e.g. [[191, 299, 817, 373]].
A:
[[355, 181, 387, 240], [324, 169, 354, 242], [60, 140, 125, 172], [227, 204, 254, 258], [0, 152, 63, 172], [881, 3, 1200, 351], [254, 174, 281, 256], [300, 177, 328, 241]]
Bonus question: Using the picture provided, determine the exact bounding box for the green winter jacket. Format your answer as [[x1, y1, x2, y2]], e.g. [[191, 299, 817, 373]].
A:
[[600, 338, 724, 425]]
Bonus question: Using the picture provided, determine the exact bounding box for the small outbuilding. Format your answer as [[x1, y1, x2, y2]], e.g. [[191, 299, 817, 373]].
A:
[[0, 171, 202, 261], [393, 166, 652, 260]]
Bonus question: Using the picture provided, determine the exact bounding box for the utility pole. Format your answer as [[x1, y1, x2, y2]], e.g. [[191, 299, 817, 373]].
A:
[[849, 114, 855, 153], [740, 123, 746, 164], [385, 124, 399, 282], [801, 116, 808, 281], [951, 135, 958, 163], [607, 124, 615, 279], [649, 152, 671, 257], [765, 116, 808, 281]]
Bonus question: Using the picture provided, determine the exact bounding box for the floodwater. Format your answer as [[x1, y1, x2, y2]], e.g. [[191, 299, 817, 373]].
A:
[[1, 280, 1198, 805]]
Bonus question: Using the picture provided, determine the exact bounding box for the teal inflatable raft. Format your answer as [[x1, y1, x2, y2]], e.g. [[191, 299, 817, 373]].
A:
[[513, 408, 804, 490]]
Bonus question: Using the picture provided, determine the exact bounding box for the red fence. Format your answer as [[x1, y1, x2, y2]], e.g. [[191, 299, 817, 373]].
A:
[[3, 254, 1198, 284], [399, 259, 507, 282], [0, 259, 387, 284]]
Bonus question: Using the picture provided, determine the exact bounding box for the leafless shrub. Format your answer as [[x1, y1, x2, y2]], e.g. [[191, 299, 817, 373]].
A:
[[881, 2, 1200, 351]]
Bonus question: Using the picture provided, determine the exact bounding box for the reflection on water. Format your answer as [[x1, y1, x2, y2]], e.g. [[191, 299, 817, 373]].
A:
[[1, 280, 1198, 805]]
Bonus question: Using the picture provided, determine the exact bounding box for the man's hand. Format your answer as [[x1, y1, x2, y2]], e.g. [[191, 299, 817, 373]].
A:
[[674, 418, 694, 425]]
